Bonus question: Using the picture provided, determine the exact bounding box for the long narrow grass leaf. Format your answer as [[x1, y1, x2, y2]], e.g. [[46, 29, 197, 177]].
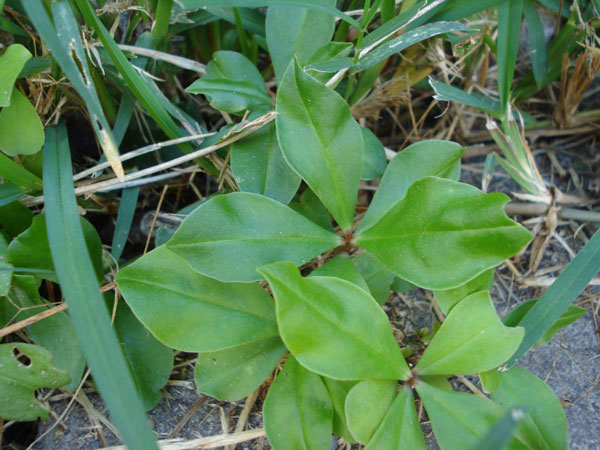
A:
[[0, 152, 43, 190], [506, 228, 600, 366], [496, 0, 524, 111], [0, 183, 26, 207], [174, 0, 360, 28], [43, 123, 157, 450], [111, 186, 140, 261], [22, 1, 124, 180], [473, 405, 529, 450], [522, 0, 547, 84], [429, 78, 502, 115]]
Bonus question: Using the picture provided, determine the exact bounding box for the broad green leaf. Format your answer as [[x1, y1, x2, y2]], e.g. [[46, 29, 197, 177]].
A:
[[358, 140, 464, 233], [355, 177, 532, 290], [276, 59, 363, 231], [502, 299, 586, 347], [390, 277, 417, 292], [434, 269, 495, 315], [415, 291, 524, 375], [0, 152, 43, 190], [506, 228, 600, 366], [186, 51, 272, 113], [345, 379, 397, 443], [322, 377, 356, 442], [522, 1, 547, 84], [0, 44, 32, 107], [416, 382, 502, 450], [364, 386, 426, 450], [43, 123, 157, 449], [361, 128, 387, 180], [480, 369, 500, 394], [175, 0, 360, 28], [0, 182, 26, 207], [167, 192, 341, 282], [497, 0, 524, 110], [231, 117, 301, 204], [0, 234, 11, 296], [259, 262, 410, 380], [263, 355, 333, 450], [266, 0, 336, 83], [355, 22, 471, 73], [114, 301, 174, 410], [352, 252, 395, 305], [473, 405, 530, 450], [9, 275, 85, 391], [0, 89, 44, 156], [430, 78, 502, 115], [0, 343, 70, 421], [491, 366, 568, 450], [117, 246, 278, 352], [289, 188, 334, 231], [7, 215, 103, 283], [0, 200, 33, 237], [195, 336, 286, 401], [310, 253, 369, 293]]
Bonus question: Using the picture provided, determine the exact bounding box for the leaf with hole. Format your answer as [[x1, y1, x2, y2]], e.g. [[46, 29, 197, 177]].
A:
[[415, 291, 524, 375], [231, 114, 300, 204], [356, 177, 532, 290], [263, 355, 333, 450], [0, 44, 32, 107], [117, 246, 278, 352], [167, 192, 341, 282], [195, 336, 286, 402], [491, 366, 568, 450], [364, 386, 426, 450], [345, 379, 397, 444], [0, 343, 70, 421], [358, 140, 464, 233], [276, 58, 363, 231], [0, 89, 44, 156], [259, 262, 410, 380]]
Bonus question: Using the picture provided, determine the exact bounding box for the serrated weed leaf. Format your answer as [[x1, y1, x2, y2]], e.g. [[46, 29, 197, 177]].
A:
[[415, 291, 524, 375], [364, 386, 426, 450], [167, 192, 341, 282], [355, 177, 532, 290], [259, 262, 410, 381], [358, 140, 464, 233], [116, 246, 279, 352], [276, 59, 363, 231], [263, 356, 333, 450]]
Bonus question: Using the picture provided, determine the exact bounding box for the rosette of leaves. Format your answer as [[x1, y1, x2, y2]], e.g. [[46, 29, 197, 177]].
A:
[[116, 11, 568, 449]]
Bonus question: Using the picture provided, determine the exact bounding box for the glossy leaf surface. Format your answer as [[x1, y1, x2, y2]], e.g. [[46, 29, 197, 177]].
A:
[[345, 379, 397, 443], [416, 382, 503, 450], [167, 192, 341, 282], [195, 336, 285, 402], [266, 1, 336, 83], [434, 269, 494, 315], [491, 366, 568, 450], [114, 302, 174, 410], [415, 291, 524, 375], [276, 59, 363, 231], [231, 118, 300, 204], [116, 246, 278, 352], [364, 386, 426, 450], [359, 140, 464, 233], [0, 89, 44, 156], [356, 177, 532, 290], [0, 44, 32, 107], [263, 356, 333, 450], [0, 343, 70, 421], [259, 262, 409, 380]]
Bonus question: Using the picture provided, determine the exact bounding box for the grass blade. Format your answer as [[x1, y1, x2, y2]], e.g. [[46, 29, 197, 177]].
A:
[[473, 405, 529, 450], [429, 78, 502, 116], [43, 123, 157, 450], [506, 228, 600, 367], [522, 0, 547, 84], [22, 1, 124, 180], [0, 152, 43, 190], [0, 183, 26, 207], [111, 186, 140, 261], [496, 0, 524, 111]]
